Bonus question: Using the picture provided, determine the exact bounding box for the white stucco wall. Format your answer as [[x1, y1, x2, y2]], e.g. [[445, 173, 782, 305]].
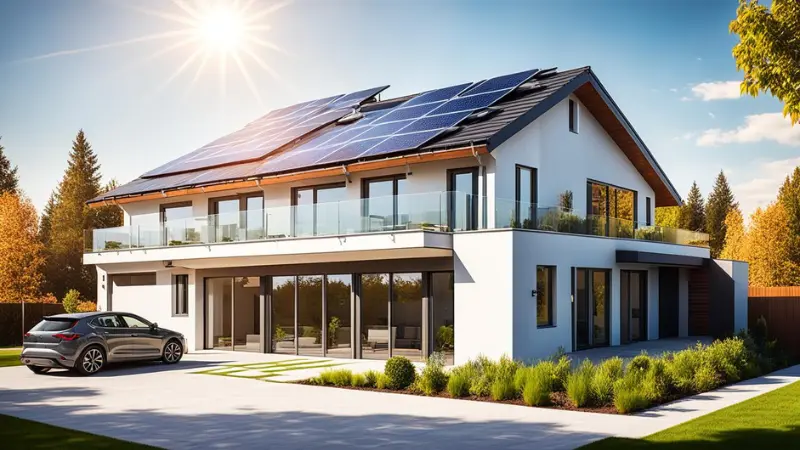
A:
[[490, 95, 656, 221]]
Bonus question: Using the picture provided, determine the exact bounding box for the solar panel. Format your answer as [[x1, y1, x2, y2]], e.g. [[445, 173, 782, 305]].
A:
[[459, 69, 538, 97], [399, 82, 473, 108], [140, 86, 388, 178]]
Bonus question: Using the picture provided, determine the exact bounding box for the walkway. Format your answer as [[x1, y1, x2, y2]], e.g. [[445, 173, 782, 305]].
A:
[[0, 351, 797, 449]]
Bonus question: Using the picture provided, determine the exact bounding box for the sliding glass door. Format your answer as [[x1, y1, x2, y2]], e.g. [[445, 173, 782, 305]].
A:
[[621, 270, 647, 344], [205, 277, 261, 352], [574, 268, 610, 350]]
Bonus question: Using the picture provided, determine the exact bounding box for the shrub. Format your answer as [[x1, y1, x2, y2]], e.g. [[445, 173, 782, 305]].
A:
[[641, 359, 670, 402], [552, 355, 572, 392], [592, 357, 623, 404], [362, 370, 380, 388], [447, 368, 472, 398], [628, 353, 652, 374], [704, 338, 748, 383], [522, 364, 555, 406], [514, 366, 534, 394], [62, 289, 81, 314], [693, 362, 722, 392], [666, 348, 702, 394], [384, 356, 416, 390], [466, 355, 519, 397], [376, 373, 389, 390], [76, 301, 97, 313], [490, 374, 517, 401], [317, 369, 353, 387], [566, 359, 595, 407], [351, 373, 367, 387], [417, 352, 449, 396], [613, 378, 650, 414]]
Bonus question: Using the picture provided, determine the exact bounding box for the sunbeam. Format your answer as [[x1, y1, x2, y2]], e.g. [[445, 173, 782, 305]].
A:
[[18, 30, 193, 62]]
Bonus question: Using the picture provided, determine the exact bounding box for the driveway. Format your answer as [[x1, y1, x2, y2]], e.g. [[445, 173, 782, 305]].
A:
[[1, 351, 798, 450]]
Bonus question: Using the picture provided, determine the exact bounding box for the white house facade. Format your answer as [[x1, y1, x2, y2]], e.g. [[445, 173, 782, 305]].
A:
[[83, 67, 748, 365]]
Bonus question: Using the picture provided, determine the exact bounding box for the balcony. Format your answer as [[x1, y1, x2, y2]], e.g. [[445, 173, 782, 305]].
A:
[[84, 191, 709, 253]]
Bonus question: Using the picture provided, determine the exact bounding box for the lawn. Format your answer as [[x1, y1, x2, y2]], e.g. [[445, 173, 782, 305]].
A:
[[0, 348, 22, 368], [0, 414, 158, 449], [583, 380, 800, 449]]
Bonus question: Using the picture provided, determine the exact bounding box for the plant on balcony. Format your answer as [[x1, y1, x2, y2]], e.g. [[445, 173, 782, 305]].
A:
[[168, 240, 187, 246], [186, 229, 201, 242], [635, 227, 663, 242], [556, 212, 586, 234], [104, 240, 123, 250], [273, 325, 287, 342], [221, 236, 234, 242], [559, 190, 573, 210]]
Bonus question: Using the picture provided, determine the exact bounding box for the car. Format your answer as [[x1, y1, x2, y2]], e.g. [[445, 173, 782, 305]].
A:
[[20, 312, 186, 376]]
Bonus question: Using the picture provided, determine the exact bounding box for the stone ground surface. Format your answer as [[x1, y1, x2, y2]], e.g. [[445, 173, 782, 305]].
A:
[[1, 349, 797, 450]]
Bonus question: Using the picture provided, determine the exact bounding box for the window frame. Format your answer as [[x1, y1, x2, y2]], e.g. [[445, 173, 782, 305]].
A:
[[515, 165, 538, 228], [446, 167, 479, 231], [91, 314, 124, 329], [361, 174, 407, 230], [536, 266, 556, 328], [291, 182, 347, 236], [645, 197, 652, 226], [173, 274, 189, 317], [586, 179, 638, 236], [120, 314, 152, 329], [569, 99, 579, 134]]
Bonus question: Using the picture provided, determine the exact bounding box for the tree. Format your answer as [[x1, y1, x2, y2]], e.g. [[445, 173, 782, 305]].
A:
[[705, 171, 738, 257], [655, 206, 681, 228], [720, 208, 748, 261], [777, 167, 800, 263], [0, 193, 45, 302], [0, 137, 19, 194], [747, 202, 800, 287], [45, 130, 120, 300], [731, 0, 800, 124], [62, 289, 81, 313], [680, 182, 706, 232], [38, 190, 57, 247]]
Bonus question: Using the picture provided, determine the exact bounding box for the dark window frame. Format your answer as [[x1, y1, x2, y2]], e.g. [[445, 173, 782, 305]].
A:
[[173, 274, 189, 316], [291, 182, 348, 235], [645, 197, 652, 226], [574, 267, 611, 350], [586, 179, 638, 237], [515, 165, 538, 228], [208, 192, 264, 242], [361, 174, 407, 231], [446, 167, 479, 231], [536, 265, 556, 328], [112, 272, 157, 287], [569, 99, 579, 134]]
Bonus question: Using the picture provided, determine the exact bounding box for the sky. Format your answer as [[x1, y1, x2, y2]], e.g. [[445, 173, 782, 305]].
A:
[[1, 0, 798, 219]]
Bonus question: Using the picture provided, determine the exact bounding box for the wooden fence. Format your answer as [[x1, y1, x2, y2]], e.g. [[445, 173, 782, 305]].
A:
[[0, 303, 66, 347], [748, 287, 800, 358]]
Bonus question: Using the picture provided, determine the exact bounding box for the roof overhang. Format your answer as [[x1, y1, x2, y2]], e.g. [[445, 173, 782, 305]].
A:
[[487, 69, 682, 207], [616, 250, 706, 267]]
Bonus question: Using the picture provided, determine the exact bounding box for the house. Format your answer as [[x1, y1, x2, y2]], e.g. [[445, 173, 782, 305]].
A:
[[83, 66, 749, 365]]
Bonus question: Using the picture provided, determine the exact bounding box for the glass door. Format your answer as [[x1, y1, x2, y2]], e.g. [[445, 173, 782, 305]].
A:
[[621, 270, 647, 343], [447, 168, 478, 231], [574, 268, 610, 350], [271, 276, 296, 355], [361, 273, 390, 360], [232, 277, 261, 352], [297, 275, 324, 356], [391, 273, 423, 361], [206, 278, 233, 350]]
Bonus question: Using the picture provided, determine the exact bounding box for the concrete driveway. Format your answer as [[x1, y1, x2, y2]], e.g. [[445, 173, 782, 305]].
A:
[[1, 351, 798, 450]]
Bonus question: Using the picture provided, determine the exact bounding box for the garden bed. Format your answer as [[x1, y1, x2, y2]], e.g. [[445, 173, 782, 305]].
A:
[[299, 328, 790, 415]]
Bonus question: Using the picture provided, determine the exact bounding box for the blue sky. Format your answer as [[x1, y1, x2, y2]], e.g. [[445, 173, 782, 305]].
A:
[[1, 0, 798, 218]]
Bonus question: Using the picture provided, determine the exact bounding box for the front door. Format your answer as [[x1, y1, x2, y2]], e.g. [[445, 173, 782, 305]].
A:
[[574, 268, 611, 350], [621, 270, 648, 344]]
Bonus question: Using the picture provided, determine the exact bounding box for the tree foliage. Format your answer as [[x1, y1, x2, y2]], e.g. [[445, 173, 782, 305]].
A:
[[0, 193, 45, 302], [0, 137, 19, 195], [62, 289, 81, 313], [720, 208, 748, 261], [655, 206, 681, 228], [680, 182, 706, 232], [731, 0, 800, 124], [705, 171, 738, 258], [777, 167, 800, 264], [747, 202, 800, 287]]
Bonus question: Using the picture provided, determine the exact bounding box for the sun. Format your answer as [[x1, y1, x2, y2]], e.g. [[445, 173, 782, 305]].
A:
[[196, 7, 245, 53]]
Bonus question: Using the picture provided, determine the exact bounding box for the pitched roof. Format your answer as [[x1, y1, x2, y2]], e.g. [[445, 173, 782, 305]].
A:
[[91, 67, 681, 207]]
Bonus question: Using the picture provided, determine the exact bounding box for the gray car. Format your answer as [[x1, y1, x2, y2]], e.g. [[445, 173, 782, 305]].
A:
[[21, 312, 186, 376]]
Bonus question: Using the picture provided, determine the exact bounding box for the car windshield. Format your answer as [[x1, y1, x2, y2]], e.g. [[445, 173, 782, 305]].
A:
[[31, 318, 75, 332]]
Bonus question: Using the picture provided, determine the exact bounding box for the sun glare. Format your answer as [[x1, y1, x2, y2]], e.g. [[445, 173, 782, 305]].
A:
[[197, 8, 245, 53]]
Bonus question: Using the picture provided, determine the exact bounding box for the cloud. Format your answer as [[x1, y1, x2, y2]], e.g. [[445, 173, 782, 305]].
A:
[[708, 112, 715, 119], [690, 81, 741, 101], [669, 88, 678, 93], [733, 157, 800, 219], [696, 113, 800, 147], [696, 57, 702, 61], [680, 96, 692, 102], [673, 132, 696, 141]]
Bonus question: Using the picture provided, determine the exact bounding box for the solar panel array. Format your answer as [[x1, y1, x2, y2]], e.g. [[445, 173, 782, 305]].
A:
[[142, 86, 389, 178], [103, 69, 541, 200]]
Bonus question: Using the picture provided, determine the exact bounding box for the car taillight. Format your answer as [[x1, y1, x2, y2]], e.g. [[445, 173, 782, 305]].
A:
[[23, 332, 31, 337], [53, 333, 81, 341]]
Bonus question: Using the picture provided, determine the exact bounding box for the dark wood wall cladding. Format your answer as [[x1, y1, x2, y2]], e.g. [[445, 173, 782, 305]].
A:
[[749, 288, 800, 359], [574, 83, 679, 207], [658, 267, 679, 338], [688, 268, 710, 336]]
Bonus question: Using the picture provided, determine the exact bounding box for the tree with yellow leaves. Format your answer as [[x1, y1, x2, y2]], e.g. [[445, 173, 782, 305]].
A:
[[0, 192, 45, 302], [747, 202, 800, 287], [720, 208, 748, 261]]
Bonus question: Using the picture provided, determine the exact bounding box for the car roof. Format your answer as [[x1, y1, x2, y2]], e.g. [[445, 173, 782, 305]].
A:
[[44, 312, 107, 320]]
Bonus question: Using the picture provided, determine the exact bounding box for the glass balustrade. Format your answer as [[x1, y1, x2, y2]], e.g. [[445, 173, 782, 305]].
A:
[[84, 191, 709, 252]]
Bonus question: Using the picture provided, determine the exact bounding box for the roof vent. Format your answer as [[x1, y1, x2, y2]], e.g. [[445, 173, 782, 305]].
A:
[[337, 111, 364, 125], [465, 107, 503, 123], [533, 67, 558, 79], [514, 81, 546, 94]]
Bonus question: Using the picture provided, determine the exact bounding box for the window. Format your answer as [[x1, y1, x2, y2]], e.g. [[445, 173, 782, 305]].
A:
[[569, 99, 579, 133], [536, 266, 555, 327], [112, 273, 156, 287], [587, 180, 636, 237], [447, 167, 479, 231], [362, 175, 408, 231], [515, 165, 538, 228], [161, 202, 194, 245], [210, 193, 264, 242], [173, 274, 189, 316], [293, 183, 347, 236], [646, 197, 652, 226], [121, 314, 151, 328], [33, 318, 77, 332], [92, 315, 123, 328]]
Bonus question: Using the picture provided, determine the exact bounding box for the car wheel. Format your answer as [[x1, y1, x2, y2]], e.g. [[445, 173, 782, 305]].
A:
[[75, 346, 106, 376], [27, 366, 50, 375], [162, 339, 183, 364]]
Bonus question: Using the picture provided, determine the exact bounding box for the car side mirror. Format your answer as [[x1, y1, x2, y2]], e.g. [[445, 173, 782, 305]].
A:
[[151, 322, 158, 330]]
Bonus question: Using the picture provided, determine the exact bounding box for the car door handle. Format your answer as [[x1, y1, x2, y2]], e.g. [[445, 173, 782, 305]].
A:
[[130, 334, 137, 337]]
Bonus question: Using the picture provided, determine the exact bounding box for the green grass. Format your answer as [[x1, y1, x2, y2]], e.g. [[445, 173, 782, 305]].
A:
[[583, 381, 800, 449], [0, 348, 22, 368], [193, 359, 345, 381], [0, 414, 158, 449]]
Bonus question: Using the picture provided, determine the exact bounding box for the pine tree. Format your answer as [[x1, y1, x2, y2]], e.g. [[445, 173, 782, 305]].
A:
[[748, 202, 800, 287], [680, 182, 706, 232], [0, 137, 19, 195], [777, 167, 800, 264], [705, 171, 738, 258], [45, 130, 115, 300], [720, 208, 747, 261]]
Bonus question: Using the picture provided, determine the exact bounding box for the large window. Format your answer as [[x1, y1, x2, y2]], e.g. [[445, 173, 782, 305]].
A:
[[447, 167, 478, 231], [173, 274, 189, 316], [431, 272, 454, 365], [569, 99, 579, 133], [536, 266, 555, 327], [326, 275, 352, 358], [392, 273, 423, 361], [587, 181, 636, 237], [515, 165, 538, 228], [574, 268, 610, 350], [272, 276, 296, 355], [161, 202, 194, 245], [297, 275, 324, 356], [363, 175, 408, 231], [361, 273, 390, 360], [293, 184, 347, 236], [210, 193, 264, 242]]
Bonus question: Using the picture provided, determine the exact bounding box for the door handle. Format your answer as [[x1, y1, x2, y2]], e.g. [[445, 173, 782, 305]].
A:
[[130, 334, 138, 337]]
